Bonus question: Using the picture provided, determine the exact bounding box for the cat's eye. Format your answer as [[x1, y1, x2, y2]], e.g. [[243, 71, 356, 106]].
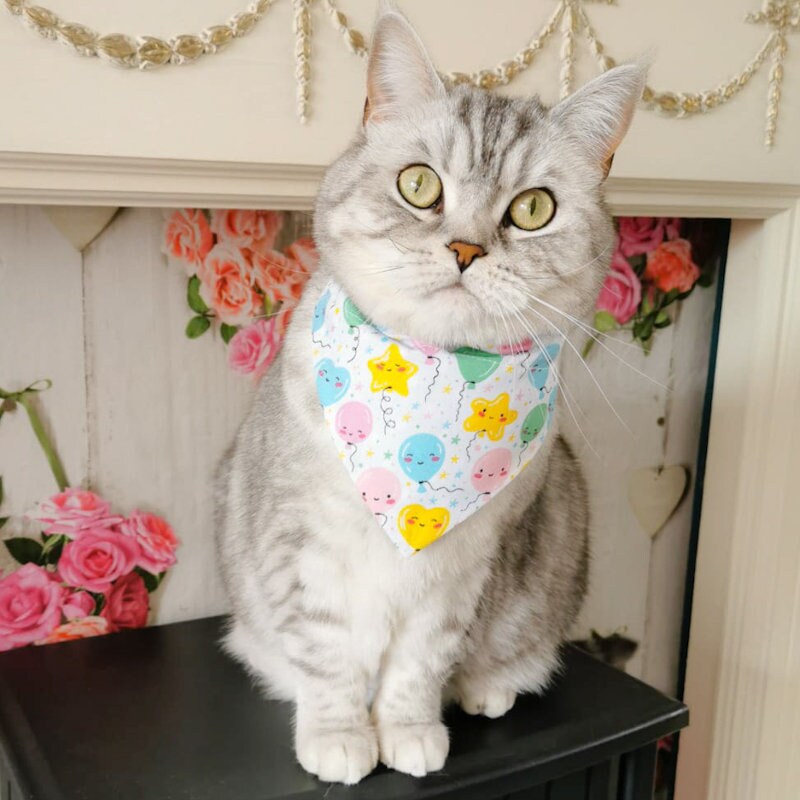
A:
[[397, 165, 442, 209], [507, 188, 556, 231]]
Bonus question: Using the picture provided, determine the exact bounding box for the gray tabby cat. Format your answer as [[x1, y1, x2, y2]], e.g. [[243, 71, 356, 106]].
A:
[[215, 5, 644, 785]]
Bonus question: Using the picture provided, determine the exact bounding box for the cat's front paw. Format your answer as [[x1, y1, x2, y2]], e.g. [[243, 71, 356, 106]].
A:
[[377, 721, 449, 777], [295, 726, 378, 785], [458, 685, 517, 718]]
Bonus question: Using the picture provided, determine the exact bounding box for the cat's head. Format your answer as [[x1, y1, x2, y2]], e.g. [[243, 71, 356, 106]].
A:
[[314, 5, 645, 349]]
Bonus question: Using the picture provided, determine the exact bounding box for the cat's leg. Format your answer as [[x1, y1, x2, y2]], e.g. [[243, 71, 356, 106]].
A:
[[453, 436, 590, 719]]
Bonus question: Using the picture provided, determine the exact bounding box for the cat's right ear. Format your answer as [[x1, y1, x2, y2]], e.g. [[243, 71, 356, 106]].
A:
[[364, 4, 445, 125]]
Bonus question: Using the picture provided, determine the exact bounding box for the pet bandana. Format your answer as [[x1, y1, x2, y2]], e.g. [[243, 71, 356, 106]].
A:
[[312, 281, 561, 556]]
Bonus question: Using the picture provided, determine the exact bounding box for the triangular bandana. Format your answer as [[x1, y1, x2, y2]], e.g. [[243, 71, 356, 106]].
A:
[[312, 281, 561, 556]]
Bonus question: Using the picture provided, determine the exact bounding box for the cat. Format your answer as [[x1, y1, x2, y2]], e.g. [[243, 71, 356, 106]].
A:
[[215, 4, 645, 786]]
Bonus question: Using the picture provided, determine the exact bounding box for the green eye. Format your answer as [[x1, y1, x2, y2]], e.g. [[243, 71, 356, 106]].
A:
[[507, 188, 556, 231], [397, 165, 442, 209]]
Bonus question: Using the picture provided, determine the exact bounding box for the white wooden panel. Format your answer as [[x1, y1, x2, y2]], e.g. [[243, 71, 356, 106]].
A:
[[0, 206, 87, 560], [0, 0, 798, 188], [82, 208, 251, 622]]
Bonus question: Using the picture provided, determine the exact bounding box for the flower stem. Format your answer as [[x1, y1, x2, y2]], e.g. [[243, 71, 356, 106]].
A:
[[0, 382, 70, 492]]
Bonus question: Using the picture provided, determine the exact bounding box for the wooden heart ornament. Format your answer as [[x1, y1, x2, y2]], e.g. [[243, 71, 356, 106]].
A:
[[43, 206, 119, 251], [627, 465, 689, 537]]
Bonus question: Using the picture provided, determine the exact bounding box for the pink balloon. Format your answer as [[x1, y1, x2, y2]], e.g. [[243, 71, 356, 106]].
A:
[[356, 468, 403, 515], [411, 339, 440, 359], [471, 448, 512, 493], [335, 402, 372, 445]]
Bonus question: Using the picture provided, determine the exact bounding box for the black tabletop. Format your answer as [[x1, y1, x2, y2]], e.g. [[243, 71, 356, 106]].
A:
[[0, 617, 687, 800]]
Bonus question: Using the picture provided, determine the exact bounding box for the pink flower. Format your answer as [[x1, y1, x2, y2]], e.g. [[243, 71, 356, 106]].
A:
[[228, 317, 284, 381], [102, 573, 149, 632], [250, 239, 317, 311], [617, 217, 682, 258], [27, 488, 122, 537], [163, 210, 213, 275], [118, 511, 179, 575], [197, 243, 261, 326], [62, 590, 95, 620], [643, 239, 701, 294], [39, 616, 109, 644], [0, 564, 67, 651], [596, 249, 642, 324], [57, 528, 141, 593], [211, 210, 283, 251]]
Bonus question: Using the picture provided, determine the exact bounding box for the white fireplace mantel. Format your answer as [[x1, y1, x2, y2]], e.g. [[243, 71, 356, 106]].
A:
[[1, 2, 799, 799]]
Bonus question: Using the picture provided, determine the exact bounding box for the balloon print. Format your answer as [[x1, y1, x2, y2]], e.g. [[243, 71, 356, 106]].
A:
[[315, 358, 350, 407], [356, 468, 402, 524], [470, 448, 512, 494], [518, 403, 549, 465], [312, 289, 330, 334], [343, 297, 368, 327], [399, 433, 445, 492], [455, 347, 502, 387], [336, 401, 373, 470], [398, 504, 451, 551], [528, 343, 562, 392], [411, 340, 442, 401]]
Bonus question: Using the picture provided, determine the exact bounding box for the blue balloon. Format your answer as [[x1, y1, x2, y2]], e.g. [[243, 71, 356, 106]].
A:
[[528, 343, 562, 391], [315, 358, 350, 406], [312, 289, 330, 334], [399, 434, 445, 489]]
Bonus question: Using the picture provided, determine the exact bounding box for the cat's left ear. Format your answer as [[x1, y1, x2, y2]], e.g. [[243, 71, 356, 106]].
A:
[[551, 63, 647, 179], [364, 4, 445, 125]]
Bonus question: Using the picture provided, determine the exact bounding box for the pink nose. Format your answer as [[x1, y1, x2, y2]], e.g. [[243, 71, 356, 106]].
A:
[[447, 241, 486, 272]]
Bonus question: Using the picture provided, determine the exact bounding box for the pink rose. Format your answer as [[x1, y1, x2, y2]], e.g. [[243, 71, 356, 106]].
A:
[[118, 511, 179, 575], [101, 573, 149, 631], [39, 616, 109, 644], [643, 239, 701, 294], [198, 243, 261, 326], [27, 488, 122, 537], [211, 210, 283, 251], [0, 564, 67, 651], [617, 217, 682, 258], [228, 317, 283, 382], [596, 248, 642, 324], [163, 210, 213, 275], [62, 590, 95, 620], [57, 528, 141, 593]]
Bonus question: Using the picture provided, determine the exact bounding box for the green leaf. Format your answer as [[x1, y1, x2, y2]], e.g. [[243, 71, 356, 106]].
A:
[[41, 534, 67, 565], [185, 315, 211, 339], [263, 293, 273, 318], [0, 518, 8, 530], [134, 567, 163, 593], [654, 310, 672, 329], [593, 310, 618, 333], [187, 276, 209, 314], [0, 476, 4, 506], [4, 537, 44, 565], [220, 323, 238, 345]]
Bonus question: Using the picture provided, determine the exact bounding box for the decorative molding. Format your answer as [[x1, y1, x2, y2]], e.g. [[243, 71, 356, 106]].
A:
[[3, 0, 797, 146]]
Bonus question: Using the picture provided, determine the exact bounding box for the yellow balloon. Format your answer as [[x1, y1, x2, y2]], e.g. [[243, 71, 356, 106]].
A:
[[398, 504, 451, 551]]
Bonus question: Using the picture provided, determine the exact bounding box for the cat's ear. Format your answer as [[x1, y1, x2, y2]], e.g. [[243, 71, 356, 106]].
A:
[[364, 3, 445, 125], [551, 63, 647, 178]]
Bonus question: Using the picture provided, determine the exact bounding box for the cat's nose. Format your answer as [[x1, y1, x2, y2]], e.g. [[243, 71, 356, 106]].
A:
[[447, 241, 486, 272]]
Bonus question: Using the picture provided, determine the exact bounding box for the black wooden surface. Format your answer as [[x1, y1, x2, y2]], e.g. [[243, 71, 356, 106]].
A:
[[0, 617, 687, 800]]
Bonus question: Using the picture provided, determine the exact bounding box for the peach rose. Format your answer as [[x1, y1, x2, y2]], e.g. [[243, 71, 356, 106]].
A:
[[163, 210, 213, 275], [250, 239, 317, 309], [57, 528, 141, 593], [596, 248, 642, 324], [118, 511, 179, 575], [198, 243, 261, 326], [62, 590, 95, 620], [643, 239, 700, 294], [28, 488, 122, 537], [102, 573, 149, 631], [0, 564, 67, 651], [228, 317, 283, 382], [39, 616, 109, 644], [211, 210, 283, 251]]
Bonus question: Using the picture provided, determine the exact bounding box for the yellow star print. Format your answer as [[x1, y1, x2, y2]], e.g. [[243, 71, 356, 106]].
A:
[[367, 343, 419, 396], [463, 392, 518, 442], [451, 455, 459, 464]]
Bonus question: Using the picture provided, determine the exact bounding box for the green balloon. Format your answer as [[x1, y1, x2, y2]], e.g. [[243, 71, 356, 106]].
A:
[[455, 347, 502, 386], [344, 298, 367, 327], [521, 404, 549, 445]]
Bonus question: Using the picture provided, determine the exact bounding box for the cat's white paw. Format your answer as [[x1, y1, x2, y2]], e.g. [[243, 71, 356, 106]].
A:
[[458, 685, 517, 718], [378, 722, 449, 777], [295, 726, 378, 785]]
